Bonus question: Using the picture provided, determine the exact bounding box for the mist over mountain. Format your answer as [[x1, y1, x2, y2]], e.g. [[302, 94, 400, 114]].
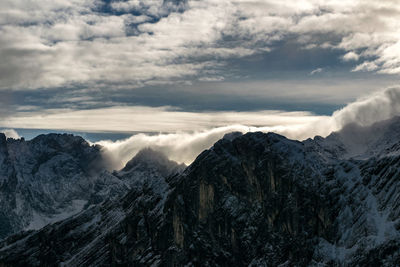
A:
[[96, 87, 400, 168], [1, 116, 400, 266]]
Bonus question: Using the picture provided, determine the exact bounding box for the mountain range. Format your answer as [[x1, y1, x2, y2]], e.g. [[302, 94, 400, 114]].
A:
[[1, 117, 400, 266], [0, 134, 183, 239]]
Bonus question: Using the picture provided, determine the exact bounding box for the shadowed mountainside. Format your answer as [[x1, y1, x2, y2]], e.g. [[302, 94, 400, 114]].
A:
[[1, 118, 400, 265]]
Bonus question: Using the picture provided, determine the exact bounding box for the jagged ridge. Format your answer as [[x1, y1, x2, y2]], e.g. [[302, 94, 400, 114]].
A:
[[1, 118, 400, 266], [0, 134, 183, 239]]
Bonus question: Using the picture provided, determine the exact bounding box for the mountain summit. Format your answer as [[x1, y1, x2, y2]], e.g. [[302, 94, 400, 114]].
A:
[[120, 147, 185, 178]]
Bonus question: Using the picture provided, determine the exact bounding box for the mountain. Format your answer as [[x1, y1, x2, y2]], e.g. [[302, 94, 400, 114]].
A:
[[115, 147, 186, 191], [1, 117, 400, 266], [0, 134, 183, 239], [309, 115, 400, 160]]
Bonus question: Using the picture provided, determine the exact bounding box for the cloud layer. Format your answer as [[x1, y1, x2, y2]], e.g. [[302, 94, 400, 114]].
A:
[[0, 107, 323, 133], [1, 0, 400, 90], [3, 86, 400, 168], [95, 86, 400, 169]]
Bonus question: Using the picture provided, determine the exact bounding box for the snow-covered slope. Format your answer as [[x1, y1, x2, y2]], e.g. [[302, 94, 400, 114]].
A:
[[308, 115, 400, 160], [1, 118, 400, 266], [115, 147, 185, 194], [0, 134, 183, 239]]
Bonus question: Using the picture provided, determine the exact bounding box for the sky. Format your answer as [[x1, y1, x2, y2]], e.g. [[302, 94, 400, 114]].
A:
[[1, 0, 400, 166]]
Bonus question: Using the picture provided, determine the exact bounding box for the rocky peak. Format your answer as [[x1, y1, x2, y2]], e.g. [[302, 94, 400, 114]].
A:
[[30, 133, 92, 153], [120, 147, 185, 177], [0, 133, 6, 145], [320, 115, 400, 159], [0, 133, 120, 238], [222, 131, 243, 141], [0, 133, 7, 156]]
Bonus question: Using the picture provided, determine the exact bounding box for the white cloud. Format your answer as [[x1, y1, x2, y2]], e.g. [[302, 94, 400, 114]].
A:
[[97, 121, 328, 169], [0, 106, 323, 133], [309, 68, 323, 75], [331, 86, 400, 128], [110, 0, 179, 17], [198, 76, 225, 82], [110, 0, 142, 12], [342, 51, 359, 62], [352, 61, 378, 72], [1, 129, 20, 139]]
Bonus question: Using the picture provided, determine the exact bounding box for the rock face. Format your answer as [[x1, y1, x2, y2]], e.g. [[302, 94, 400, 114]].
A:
[[115, 147, 186, 192], [0, 133, 115, 238], [1, 118, 400, 266], [0, 134, 183, 239]]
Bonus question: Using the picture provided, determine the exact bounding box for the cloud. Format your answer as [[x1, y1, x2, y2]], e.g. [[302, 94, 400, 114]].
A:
[[309, 68, 323, 75], [331, 86, 400, 128], [110, 0, 142, 12], [0, 106, 323, 133], [95, 86, 400, 169], [198, 76, 225, 82], [110, 0, 185, 16], [97, 122, 326, 169], [342, 51, 359, 62], [352, 61, 379, 72], [1, 129, 20, 139], [1, 0, 400, 90]]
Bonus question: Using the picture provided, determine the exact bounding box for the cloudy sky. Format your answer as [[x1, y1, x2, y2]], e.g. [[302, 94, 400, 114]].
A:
[[1, 0, 400, 165]]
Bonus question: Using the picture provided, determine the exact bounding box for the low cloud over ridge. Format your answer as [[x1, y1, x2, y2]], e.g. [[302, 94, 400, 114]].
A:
[[0, 129, 20, 139], [97, 86, 400, 169]]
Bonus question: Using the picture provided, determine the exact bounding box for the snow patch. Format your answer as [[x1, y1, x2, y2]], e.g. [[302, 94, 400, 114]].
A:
[[26, 199, 87, 230]]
